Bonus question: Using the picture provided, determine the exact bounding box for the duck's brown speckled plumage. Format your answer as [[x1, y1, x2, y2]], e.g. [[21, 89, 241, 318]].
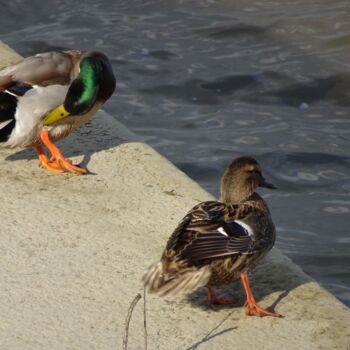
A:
[[144, 156, 281, 317]]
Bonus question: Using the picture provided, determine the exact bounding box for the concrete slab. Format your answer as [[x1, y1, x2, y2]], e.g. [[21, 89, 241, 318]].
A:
[[0, 42, 349, 350]]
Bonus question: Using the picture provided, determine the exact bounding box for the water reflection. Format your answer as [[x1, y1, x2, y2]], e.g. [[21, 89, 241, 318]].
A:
[[261, 73, 350, 107]]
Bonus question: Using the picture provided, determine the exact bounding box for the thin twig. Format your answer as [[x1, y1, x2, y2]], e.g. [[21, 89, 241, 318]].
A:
[[143, 286, 148, 350], [123, 293, 142, 350]]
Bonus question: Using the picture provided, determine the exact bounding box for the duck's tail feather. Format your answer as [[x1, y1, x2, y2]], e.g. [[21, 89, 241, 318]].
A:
[[143, 261, 211, 297]]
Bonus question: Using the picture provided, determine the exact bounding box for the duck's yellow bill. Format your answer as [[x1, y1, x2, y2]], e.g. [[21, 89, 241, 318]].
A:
[[43, 104, 70, 125]]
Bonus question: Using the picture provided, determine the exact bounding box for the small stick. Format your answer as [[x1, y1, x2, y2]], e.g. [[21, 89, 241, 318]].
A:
[[123, 293, 142, 350], [143, 286, 148, 350]]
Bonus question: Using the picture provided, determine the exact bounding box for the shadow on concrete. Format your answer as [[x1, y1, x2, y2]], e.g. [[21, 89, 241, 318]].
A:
[[3, 112, 135, 174], [185, 310, 238, 350], [185, 253, 309, 315]]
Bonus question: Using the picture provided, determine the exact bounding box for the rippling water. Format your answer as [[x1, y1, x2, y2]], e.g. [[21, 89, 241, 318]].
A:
[[1, 0, 349, 306]]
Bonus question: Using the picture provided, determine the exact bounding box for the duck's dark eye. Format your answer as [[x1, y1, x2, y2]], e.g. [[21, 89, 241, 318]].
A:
[[247, 169, 262, 177]]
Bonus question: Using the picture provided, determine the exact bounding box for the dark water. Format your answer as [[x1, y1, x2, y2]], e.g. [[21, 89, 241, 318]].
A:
[[1, 0, 349, 306]]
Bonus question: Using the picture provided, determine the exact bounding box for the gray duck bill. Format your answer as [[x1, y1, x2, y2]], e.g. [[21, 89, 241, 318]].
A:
[[259, 178, 277, 189]]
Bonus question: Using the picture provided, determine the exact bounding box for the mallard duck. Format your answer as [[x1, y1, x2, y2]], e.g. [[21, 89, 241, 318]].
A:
[[144, 156, 281, 317], [0, 50, 116, 174]]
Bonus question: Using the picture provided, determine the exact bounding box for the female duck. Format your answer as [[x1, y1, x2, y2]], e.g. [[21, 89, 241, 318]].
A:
[[0, 50, 116, 174], [144, 156, 280, 317]]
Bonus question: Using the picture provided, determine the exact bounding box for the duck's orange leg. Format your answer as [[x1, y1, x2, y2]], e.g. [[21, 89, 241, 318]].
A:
[[240, 274, 281, 317], [36, 145, 65, 173], [39, 129, 87, 174], [207, 286, 237, 305]]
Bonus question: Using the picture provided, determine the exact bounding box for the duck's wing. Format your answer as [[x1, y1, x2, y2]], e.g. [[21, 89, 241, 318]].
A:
[[166, 201, 254, 264], [145, 201, 253, 296], [0, 51, 83, 90]]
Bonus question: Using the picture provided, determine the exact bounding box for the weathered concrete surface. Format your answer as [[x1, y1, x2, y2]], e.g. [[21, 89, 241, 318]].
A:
[[0, 43, 349, 350]]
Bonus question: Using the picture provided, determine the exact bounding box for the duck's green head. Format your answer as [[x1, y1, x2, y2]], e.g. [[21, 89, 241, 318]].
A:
[[44, 52, 116, 125]]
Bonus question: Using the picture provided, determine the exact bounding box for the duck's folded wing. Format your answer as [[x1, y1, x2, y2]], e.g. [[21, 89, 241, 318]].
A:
[[165, 201, 254, 263], [165, 201, 226, 251], [0, 51, 82, 90], [180, 219, 254, 263]]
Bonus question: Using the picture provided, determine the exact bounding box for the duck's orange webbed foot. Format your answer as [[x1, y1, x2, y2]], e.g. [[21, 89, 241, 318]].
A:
[[37, 145, 65, 173], [240, 273, 282, 318], [49, 153, 86, 174], [244, 300, 281, 317], [38, 130, 87, 175], [207, 286, 237, 305]]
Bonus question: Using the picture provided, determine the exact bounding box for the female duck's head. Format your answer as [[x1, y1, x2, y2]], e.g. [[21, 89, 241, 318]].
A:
[[220, 156, 276, 204]]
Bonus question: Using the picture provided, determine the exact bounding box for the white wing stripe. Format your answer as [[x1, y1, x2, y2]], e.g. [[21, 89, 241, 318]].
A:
[[217, 227, 228, 237], [4, 89, 18, 97], [0, 119, 13, 130], [234, 220, 254, 236]]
